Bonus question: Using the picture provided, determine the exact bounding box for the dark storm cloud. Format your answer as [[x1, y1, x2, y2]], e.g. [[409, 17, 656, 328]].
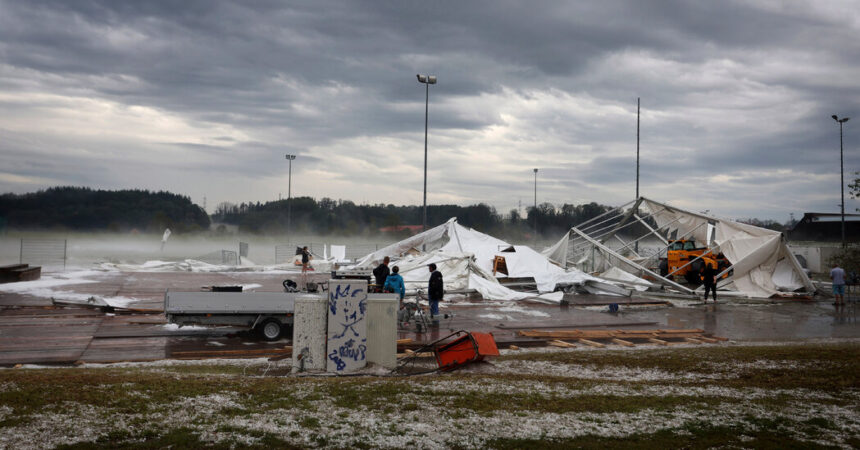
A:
[[0, 0, 858, 220]]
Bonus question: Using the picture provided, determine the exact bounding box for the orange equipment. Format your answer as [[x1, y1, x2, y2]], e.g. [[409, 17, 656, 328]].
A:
[[434, 331, 500, 371], [664, 239, 730, 284]]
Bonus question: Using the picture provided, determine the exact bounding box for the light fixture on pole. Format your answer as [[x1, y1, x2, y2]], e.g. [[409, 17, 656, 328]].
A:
[[417, 74, 437, 232], [533, 168, 538, 240], [285, 154, 296, 243], [832, 115, 850, 248]]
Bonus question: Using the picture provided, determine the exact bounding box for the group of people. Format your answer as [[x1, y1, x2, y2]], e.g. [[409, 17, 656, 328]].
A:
[[373, 256, 444, 321]]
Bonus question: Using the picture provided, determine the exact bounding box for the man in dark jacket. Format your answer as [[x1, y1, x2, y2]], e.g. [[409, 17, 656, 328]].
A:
[[701, 260, 717, 303], [373, 256, 390, 292], [428, 263, 443, 322]]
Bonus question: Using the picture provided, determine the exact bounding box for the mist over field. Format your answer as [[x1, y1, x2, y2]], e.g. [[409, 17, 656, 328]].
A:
[[0, 228, 661, 272]]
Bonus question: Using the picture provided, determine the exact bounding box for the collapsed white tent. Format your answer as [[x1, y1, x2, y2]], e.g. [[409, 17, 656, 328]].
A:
[[354, 218, 608, 302], [543, 197, 816, 298]]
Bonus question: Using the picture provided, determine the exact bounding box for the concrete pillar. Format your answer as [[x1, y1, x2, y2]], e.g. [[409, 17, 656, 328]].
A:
[[326, 279, 368, 373], [291, 295, 328, 373], [366, 294, 398, 369]]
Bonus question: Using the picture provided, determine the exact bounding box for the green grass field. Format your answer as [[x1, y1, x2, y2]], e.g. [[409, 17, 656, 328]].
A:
[[1, 342, 858, 449]]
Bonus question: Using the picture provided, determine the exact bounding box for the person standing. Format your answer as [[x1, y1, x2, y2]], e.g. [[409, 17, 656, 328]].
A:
[[427, 263, 443, 324], [701, 260, 717, 303], [300, 246, 311, 291], [383, 265, 406, 304], [831, 262, 847, 306], [373, 256, 390, 292]]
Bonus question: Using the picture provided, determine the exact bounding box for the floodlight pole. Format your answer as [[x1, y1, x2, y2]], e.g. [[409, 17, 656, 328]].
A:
[[534, 168, 538, 241], [286, 154, 296, 243], [636, 97, 640, 200], [417, 74, 437, 232], [833, 115, 850, 248], [635, 97, 640, 253]]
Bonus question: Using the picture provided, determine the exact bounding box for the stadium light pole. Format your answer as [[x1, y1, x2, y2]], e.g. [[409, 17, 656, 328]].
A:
[[285, 154, 296, 243], [832, 115, 850, 248], [417, 74, 436, 232], [533, 168, 539, 241]]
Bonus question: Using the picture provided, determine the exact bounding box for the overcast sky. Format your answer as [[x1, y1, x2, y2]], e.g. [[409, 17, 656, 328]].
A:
[[1, 0, 858, 222]]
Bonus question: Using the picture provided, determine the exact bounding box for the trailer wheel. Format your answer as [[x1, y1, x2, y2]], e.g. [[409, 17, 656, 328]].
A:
[[259, 318, 283, 341]]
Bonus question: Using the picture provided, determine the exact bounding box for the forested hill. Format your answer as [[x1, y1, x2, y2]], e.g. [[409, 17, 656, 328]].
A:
[[212, 197, 614, 238], [0, 187, 210, 232]]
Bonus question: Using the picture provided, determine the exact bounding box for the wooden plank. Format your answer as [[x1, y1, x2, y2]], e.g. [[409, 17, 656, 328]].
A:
[[396, 352, 435, 358], [577, 338, 605, 348], [508, 345, 520, 350], [656, 328, 704, 334], [697, 336, 719, 343], [648, 338, 669, 346], [684, 337, 704, 344], [611, 338, 635, 347], [548, 340, 576, 348], [396, 338, 413, 345], [171, 346, 291, 357]]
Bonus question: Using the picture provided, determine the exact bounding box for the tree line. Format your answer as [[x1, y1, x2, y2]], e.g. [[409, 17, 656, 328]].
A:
[[212, 197, 617, 239], [0, 186, 806, 238], [0, 187, 210, 233]]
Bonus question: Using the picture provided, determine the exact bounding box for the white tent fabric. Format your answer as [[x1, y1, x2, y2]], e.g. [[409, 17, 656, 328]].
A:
[[353, 218, 600, 302], [640, 198, 814, 297], [544, 197, 815, 298], [599, 267, 654, 292]]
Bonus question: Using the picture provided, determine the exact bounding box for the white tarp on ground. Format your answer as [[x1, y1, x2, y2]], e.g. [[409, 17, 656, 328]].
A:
[[543, 197, 815, 298], [599, 267, 654, 292], [353, 218, 596, 302]]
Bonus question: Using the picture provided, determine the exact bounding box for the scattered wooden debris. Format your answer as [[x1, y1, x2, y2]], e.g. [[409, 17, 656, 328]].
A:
[[508, 345, 520, 351], [611, 338, 635, 347], [171, 346, 292, 359], [517, 328, 726, 348], [396, 351, 434, 358], [577, 338, 605, 348], [648, 337, 669, 346], [548, 340, 576, 348]]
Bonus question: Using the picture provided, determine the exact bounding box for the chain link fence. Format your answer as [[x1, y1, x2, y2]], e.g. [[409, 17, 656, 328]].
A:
[[194, 249, 239, 266], [20, 239, 66, 269]]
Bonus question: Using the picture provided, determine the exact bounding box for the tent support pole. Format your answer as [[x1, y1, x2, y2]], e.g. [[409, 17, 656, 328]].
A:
[[634, 213, 669, 245], [600, 197, 644, 244], [638, 222, 708, 268], [569, 227, 696, 294], [607, 216, 683, 257], [570, 207, 669, 254], [574, 199, 636, 231]]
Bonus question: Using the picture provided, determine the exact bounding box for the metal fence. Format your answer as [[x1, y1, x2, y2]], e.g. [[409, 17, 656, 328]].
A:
[[194, 250, 239, 266], [20, 239, 66, 269]]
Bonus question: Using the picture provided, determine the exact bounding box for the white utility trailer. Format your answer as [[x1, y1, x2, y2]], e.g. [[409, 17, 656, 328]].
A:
[[164, 291, 317, 340]]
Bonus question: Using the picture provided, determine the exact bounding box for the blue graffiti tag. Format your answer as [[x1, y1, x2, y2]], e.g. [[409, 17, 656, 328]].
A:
[[327, 349, 346, 371], [330, 284, 352, 315]]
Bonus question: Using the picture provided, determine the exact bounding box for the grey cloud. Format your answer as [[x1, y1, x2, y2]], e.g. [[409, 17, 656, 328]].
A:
[[0, 0, 858, 220]]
